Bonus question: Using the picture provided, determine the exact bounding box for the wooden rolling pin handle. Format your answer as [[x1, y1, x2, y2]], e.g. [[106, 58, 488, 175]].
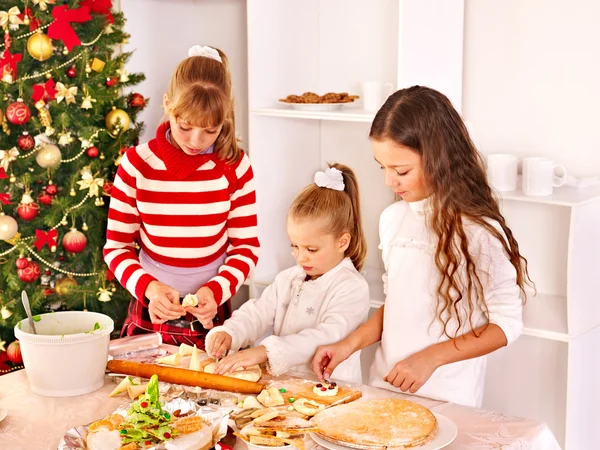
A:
[[107, 359, 264, 394]]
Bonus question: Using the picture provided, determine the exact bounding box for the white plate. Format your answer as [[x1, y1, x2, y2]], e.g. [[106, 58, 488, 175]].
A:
[[0, 401, 7, 422], [309, 413, 457, 450], [278, 101, 353, 111]]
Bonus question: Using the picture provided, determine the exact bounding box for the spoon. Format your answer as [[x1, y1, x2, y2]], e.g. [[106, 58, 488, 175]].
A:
[[21, 290, 37, 334]]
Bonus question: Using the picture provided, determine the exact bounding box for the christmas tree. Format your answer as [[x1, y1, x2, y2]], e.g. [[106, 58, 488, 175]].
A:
[[0, 0, 147, 374]]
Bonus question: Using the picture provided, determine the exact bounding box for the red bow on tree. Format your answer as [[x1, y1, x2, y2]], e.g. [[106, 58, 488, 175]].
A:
[[0, 50, 22, 81], [18, 7, 41, 31], [47, 5, 92, 51], [0, 168, 7, 179], [79, 0, 113, 24], [34, 229, 58, 251], [0, 193, 11, 205], [32, 79, 57, 103]]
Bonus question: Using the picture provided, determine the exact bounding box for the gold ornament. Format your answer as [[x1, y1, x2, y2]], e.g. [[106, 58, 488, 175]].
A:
[[55, 82, 78, 105], [57, 132, 74, 146], [82, 222, 88, 231], [77, 167, 104, 197], [105, 107, 130, 136], [117, 69, 129, 83], [23, 15, 30, 26], [45, 73, 52, 80], [94, 197, 104, 206], [0, 7, 23, 29], [32, 0, 56, 11], [27, 32, 54, 62], [69, 188, 76, 197], [0, 212, 18, 240], [99, 153, 105, 160], [81, 95, 96, 110], [62, 48, 68, 56], [0, 306, 12, 320], [0, 147, 19, 171], [97, 288, 112, 302], [55, 277, 78, 296], [9, 174, 16, 183], [2, 70, 13, 84], [90, 58, 105, 72], [36, 144, 61, 169], [34, 100, 53, 136], [60, 218, 68, 226]]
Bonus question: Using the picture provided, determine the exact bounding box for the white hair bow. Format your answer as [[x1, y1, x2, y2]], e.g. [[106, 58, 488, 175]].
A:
[[188, 45, 222, 63], [314, 167, 345, 191]]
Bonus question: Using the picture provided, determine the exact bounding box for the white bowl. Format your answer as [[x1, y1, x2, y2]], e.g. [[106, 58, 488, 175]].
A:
[[14, 311, 114, 397]]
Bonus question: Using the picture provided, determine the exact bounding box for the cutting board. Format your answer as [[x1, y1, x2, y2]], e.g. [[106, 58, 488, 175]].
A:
[[261, 373, 362, 407]]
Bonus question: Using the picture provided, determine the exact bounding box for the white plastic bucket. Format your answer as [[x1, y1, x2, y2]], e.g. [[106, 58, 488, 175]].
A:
[[14, 311, 114, 397]]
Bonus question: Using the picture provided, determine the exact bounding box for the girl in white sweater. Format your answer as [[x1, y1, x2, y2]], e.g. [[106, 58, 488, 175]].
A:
[[205, 164, 370, 383], [312, 86, 534, 407]]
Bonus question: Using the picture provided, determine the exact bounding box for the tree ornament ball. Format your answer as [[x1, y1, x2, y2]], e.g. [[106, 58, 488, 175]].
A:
[[6, 100, 31, 125], [36, 144, 62, 169], [18, 260, 41, 283], [38, 192, 53, 206], [15, 256, 29, 269], [17, 132, 36, 151], [0, 213, 18, 240], [66, 66, 76, 78], [27, 32, 54, 62], [46, 184, 58, 195], [17, 202, 39, 221], [105, 107, 130, 134], [55, 277, 78, 296], [128, 93, 146, 108], [63, 228, 87, 253], [6, 340, 22, 365], [86, 146, 99, 158]]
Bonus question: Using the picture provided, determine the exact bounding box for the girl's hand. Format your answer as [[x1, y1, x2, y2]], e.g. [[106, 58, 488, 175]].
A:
[[206, 331, 232, 359], [311, 340, 355, 381], [145, 281, 184, 324], [185, 286, 218, 329], [214, 346, 267, 375], [385, 349, 440, 394]]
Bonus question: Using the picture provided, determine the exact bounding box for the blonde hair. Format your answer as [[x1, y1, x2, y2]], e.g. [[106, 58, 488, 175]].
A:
[[289, 163, 367, 272], [165, 47, 241, 162]]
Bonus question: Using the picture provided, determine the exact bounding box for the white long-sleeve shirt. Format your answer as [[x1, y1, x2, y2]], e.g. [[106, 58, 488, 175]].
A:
[[206, 258, 370, 383], [371, 199, 523, 408]]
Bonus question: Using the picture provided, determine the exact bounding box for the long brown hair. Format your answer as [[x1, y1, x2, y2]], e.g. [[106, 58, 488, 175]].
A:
[[289, 163, 367, 272], [370, 86, 533, 338], [165, 47, 241, 162]]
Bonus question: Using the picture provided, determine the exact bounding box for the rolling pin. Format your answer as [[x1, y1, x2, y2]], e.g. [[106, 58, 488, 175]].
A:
[[107, 359, 264, 394]]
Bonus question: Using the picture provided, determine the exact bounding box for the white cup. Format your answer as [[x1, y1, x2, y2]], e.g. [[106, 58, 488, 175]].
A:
[[361, 81, 394, 112], [486, 154, 519, 192], [522, 157, 567, 196]]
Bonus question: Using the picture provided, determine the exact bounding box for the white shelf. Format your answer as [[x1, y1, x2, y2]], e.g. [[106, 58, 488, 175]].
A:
[[251, 106, 375, 123], [522, 293, 569, 342], [497, 183, 600, 207]]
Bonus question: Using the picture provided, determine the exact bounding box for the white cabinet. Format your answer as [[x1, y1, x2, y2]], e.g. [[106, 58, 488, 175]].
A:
[[246, 1, 598, 449], [483, 186, 600, 450]]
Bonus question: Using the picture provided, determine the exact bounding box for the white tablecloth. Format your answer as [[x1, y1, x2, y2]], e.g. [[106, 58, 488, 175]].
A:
[[0, 370, 561, 450]]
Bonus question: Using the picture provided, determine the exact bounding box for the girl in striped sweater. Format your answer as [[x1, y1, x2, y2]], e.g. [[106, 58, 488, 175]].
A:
[[103, 45, 259, 347]]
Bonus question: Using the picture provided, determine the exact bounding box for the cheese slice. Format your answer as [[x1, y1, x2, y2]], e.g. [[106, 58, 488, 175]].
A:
[[189, 345, 201, 371], [127, 382, 148, 400], [257, 387, 285, 407], [156, 352, 181, 366], [107, 375, 133, 398], [179, 342, 199, 356], [182, 293, 198, 307]]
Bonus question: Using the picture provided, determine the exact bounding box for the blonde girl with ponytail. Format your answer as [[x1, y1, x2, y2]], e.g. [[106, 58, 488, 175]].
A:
[[205, 164, 370, 383]]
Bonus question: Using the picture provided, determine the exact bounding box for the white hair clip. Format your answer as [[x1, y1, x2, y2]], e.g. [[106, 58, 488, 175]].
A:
[[314, 167, 345, 191], [188, 45, 222, 63]]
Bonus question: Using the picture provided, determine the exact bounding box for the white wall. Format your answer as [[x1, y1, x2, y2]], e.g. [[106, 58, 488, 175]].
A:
[[119, 0, 248, 144], [463, 0, 600, 177]]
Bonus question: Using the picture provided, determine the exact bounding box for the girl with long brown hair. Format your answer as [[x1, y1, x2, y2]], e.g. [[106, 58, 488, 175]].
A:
[[104, 45, 259, 347], [205, 164, 370, 383], [313, 86, 532, 407]]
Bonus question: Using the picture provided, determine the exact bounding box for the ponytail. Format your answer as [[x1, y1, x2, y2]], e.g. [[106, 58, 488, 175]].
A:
[[289, 163, 367, 271]]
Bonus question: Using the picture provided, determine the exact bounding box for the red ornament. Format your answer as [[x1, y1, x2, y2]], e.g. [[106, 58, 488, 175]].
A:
[[105, 76, 118, 87], [6, 100, 31, 125], [102, 180, 113, 196], [6, 341, 22, 365], [17, 132, 35, 151], [62, 228, 87, 253], [66, 66, 76, 78], [46, 184, 58, 195], [16, 257, 29, 269], [17, 202, 39, 221], [128, 93, 146, 108], [87, 146, 99, 158], [38, 192, 53, 206], [44, 287, 54, 296], [18, 260, 41, 283]]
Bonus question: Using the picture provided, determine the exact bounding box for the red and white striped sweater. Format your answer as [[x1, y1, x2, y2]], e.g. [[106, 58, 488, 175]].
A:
[[103, 122, 260, 305]]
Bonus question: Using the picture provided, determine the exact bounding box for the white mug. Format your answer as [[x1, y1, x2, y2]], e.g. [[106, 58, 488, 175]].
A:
[[486, 154, 518, 192], [361, 81, 394, 112], [522, 157, 567, 196]]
